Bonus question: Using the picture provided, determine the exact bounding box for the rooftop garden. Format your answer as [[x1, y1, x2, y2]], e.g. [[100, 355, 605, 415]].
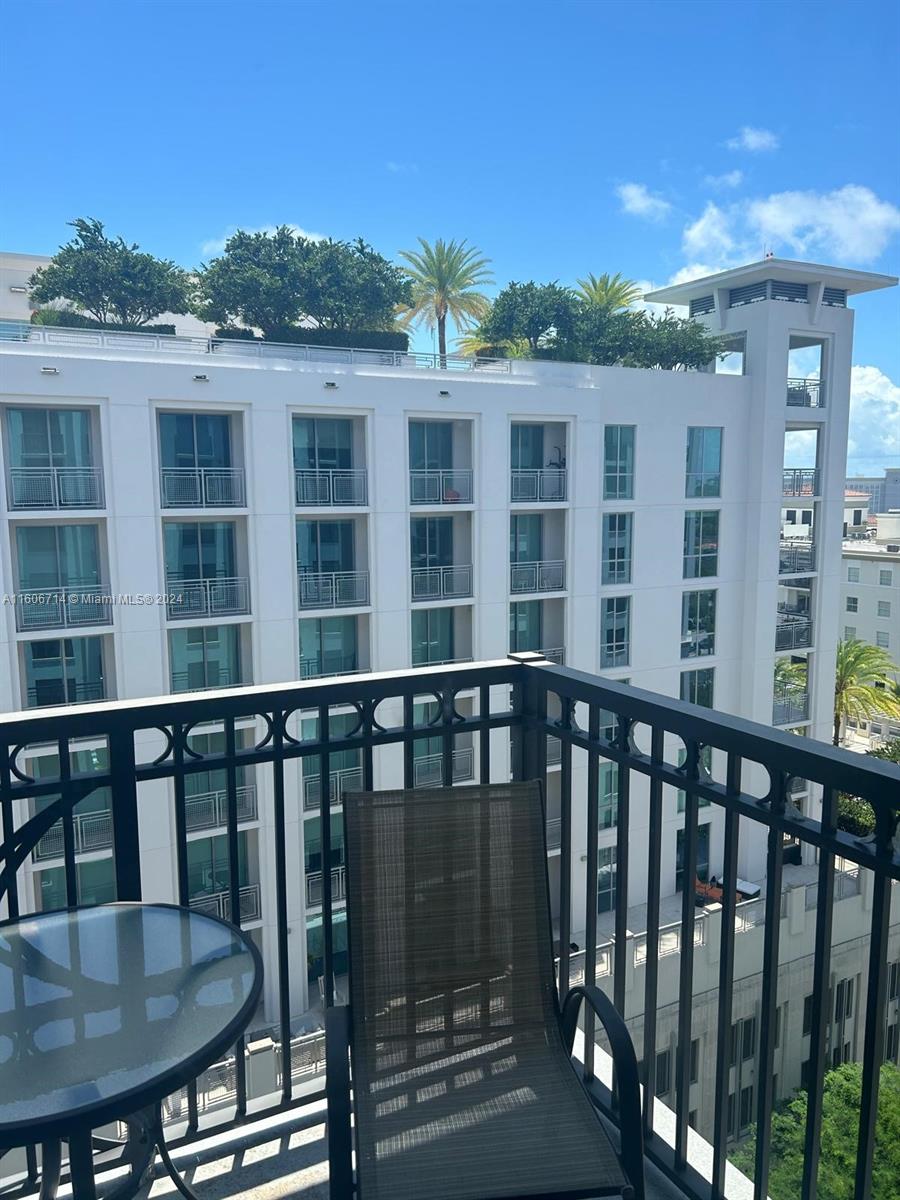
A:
[[26, 218, 725, 370]]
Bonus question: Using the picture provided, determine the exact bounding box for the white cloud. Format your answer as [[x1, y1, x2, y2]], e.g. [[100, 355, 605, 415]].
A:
[[747, 185, 900, 263], [200, 224, 326, 257], [726, 126, 779, 152], [615, 182, 672, 222], [847, 365, 900, 476], [704, 169, 743, 189], [386, 161, 419, 175], [683, 203, 738, 261]]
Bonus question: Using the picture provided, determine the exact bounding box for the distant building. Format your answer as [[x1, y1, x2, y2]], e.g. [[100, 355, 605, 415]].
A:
[[844, 468, 900, 515]]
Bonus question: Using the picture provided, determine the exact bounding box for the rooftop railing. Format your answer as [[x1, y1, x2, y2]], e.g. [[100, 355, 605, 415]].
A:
[[1, 656, 897, 1200]]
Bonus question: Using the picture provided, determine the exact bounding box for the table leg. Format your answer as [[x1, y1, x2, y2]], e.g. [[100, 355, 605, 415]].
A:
[[152, 1105, 201, 1200], [38, 1140, 62, 1200], [68, 1131, 97, 1200]]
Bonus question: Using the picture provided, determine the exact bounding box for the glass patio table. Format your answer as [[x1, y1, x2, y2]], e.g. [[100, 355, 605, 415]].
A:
[[0, 903, 262, 1200]]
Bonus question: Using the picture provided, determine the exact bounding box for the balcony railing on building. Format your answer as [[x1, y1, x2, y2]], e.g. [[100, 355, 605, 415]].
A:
[[298, 655, 362, 680], [779, 539, 816, 574], [302, 764, 364, 810], [170, 668, 240, 693], [410, 563, 473, 601], [510, 468, 567, 503], [184, 784, 258, 834], [412, 746, 475, 788], [159, 467, 246, 508], [539, 646, 565, 664], [783, 467, 820, 498], [7, 465, 104, 510], [510, 560, 566, 593], [305, 866, 346, 907], [26, 679, 105, 707], [786, 378, 824, 408], [773, 686, 810, 725], [188, 882, 261, 923], [298, 570, 369, 609], [15, 584, 114, 632], [295, 468, 368, 507], [166, 577, 251, 620], [2, 658, 897, 1200], [32, 808, 113, 862], [409, 469, 473, 505], [776, 613, 814, 651]]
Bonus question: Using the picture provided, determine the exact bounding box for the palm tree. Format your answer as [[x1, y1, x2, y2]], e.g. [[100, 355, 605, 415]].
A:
[[574, 271, 643, 311], [398, 239, 493, 365], [833, 638, 900, 746]]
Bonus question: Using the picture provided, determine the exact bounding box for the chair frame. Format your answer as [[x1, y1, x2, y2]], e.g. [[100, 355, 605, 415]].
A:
[[325, 783, 645, 1200]]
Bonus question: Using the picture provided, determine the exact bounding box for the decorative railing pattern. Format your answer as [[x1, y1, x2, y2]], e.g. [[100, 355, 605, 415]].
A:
[[294, 468, 368, 507], [510, 468, 567, 503], [410, 563, 473, 601], [412, 746, 475, 788], [302, 764, 364, 810], [33, 808, 113, 862], [159, 467, 246, 508], [166, 576, 251, 620], [409, 469, 473, 505], [298, 570, 369, 609], [184, 784, 258, 833], [305, 866, 346, 907], [783, 468, 820, 497], [510, 560, 566, 593], [7, 466, 104, 510]]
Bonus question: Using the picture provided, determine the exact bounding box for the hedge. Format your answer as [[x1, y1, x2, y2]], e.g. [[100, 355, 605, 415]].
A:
[[214, 325, 409, 351], [31, 309, 176, 335]]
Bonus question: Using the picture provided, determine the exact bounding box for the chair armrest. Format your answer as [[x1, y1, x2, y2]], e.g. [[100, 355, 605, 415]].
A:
[[561, 984, 644, 1200], [325, 1005, 353, 1198]]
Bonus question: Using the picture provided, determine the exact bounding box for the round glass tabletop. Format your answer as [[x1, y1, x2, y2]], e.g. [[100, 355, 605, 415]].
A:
[[0, 903, 261, 1144]]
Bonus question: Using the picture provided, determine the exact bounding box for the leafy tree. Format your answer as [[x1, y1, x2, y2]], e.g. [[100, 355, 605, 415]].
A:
[[832, 638, 900, 746], [477, 281, 578, 355], [730, 1062, 900, 1200], [398, 238, 493, 363], [29, 218, 191, 327], [616, 308, 725, 370], [574, 271, 643, 311], [869, 737, 900, 765], [194, 228, 409, 340]]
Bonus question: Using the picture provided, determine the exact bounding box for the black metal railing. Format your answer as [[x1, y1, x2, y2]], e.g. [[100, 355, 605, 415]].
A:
[[1, 655, 898, 1200]]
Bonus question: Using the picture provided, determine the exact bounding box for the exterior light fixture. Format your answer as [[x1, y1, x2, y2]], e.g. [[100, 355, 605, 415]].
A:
[[324, 381, 338, 389], [439, 390, 451, 398], [193, 374, 209, 382], [9, 285, 27, 294], [40, 366, 59, 375]]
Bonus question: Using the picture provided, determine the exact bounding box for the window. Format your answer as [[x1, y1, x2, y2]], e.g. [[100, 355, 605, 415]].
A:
[[775, 1006, 782, 1049], [887, 1023, 899, 1064], [603, 426, 635, 500], [38, 857, 115, 913], [876, 631, 890, 649], [299, 616, 358, 677], [846, 596, 858, 613], [676, 823, 710, 892], [683, 511, 720, 578], [844, 626, 857, 639], [169, 624, 244, 692], [681, 668, 714, 709], [16, 524, 102, 591], [681, 590, 717, 658], [597, 846, 616, 913], [690, 1038, 700, 1084], [293, 416, 354, 471], [411, 608, 454, 666], [166, 521, 238, 581], [847, 566, 860, 583], [676, 745, 712, 812], [159, 412, 232, 470], [24, 637, 106, 707], [742, 1016, 757, 1061], [599, 763, 618, 829], [878, 600, 892, 618], [409, 420, 453, 471], [889, 961, 900, 1001], [6, 407, 94, 470], [601, 513, 633, 584], [786, 509, 797, 524], [685, 427, 722, 497], [803, 994, 813, 1036], [835, 978, 854, 1023], [601, 596, 631, 668], [655, 1048, 671, 1097], [739, 1085, 754, 1133], [853, 509, 863, 526], [509, 600, 542, 653], [879, 569, 893, 587], [801, 510, 812, 525]]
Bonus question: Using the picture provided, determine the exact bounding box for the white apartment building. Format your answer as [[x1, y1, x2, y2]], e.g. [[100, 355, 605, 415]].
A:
[[1, 257, 898, 1135]]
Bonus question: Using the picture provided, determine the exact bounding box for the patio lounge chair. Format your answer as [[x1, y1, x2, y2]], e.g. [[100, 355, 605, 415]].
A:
[[326, 781, 644, 1200]]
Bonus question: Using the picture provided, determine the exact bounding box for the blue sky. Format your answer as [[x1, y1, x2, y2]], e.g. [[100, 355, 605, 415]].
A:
[[2, 0, 898, 472]]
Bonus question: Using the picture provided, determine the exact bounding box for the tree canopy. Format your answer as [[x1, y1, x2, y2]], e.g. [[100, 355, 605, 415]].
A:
[[730, 1062, 900, 1200], [476, 279, 723, 369], [29, 218, 192, 327], [193, 227, 411, 339]]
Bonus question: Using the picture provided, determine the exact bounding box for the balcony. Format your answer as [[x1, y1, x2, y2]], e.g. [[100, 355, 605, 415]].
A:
[[779, 538, 816, 574], [305, 865, 346, 907], [409, 468, 473, 505], [26, 679, 105, 707], [302, 764, 364, 810], [295, 468, 367, 507], [188, 882, 262, 923], [32, 807, 113, 862], [2, 660, 897, 1200], [159, 467, 246, 508], [510, 559, 566, 593], [410, 563, 473, 601], [510, 468, 567, 503], [166, 577, 251, 620], [15, 584, 113, 632], [776, 614, 814, 651], [787, 378, 824, 408], [6, 465, 104, 510], [412, 746, 475, 788], [298, 570, 369, 609], [183, 784, 258, 834], [783, 467, 820, 498], [773, 685, 810, 725]]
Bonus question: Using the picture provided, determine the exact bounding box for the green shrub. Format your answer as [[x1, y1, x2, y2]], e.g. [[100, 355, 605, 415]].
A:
[[31, 308, 175, 335], [214, 325, 409, 351], [837, 792, 876, 836]]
